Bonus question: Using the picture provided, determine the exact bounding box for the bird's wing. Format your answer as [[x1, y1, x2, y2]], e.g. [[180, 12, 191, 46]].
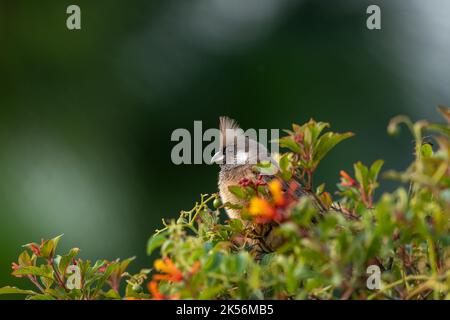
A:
[[260, 174, 325, 213], [260, 174, 307, 198]]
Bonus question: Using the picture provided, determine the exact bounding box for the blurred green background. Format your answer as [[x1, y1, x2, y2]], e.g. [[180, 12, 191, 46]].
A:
[[1, 0, 449, 293]]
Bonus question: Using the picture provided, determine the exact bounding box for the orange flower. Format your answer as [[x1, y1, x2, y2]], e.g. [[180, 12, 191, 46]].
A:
[[268, 180, 285, 206], [148, 280, 164, 300], [190, 261, 201, 275], [153, 258, 183, 282], [340, 170, 357, 187], [149, 259, 200, 299], [248, 197, 276, 222], [147, 280, 181, 300]]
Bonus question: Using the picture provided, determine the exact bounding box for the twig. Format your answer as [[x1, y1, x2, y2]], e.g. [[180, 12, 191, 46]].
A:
[[27, 275, 46, 294]]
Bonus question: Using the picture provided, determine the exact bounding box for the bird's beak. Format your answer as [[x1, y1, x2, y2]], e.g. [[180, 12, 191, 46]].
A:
[[211, 151, 224, 164]]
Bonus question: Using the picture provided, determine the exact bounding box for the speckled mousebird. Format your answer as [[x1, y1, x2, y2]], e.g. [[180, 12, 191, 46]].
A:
[[210, 116, 297, 254]]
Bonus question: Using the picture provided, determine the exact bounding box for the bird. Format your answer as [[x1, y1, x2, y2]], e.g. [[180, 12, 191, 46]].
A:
[[210, 117, 274, 218], [210, 116, 296, 255]]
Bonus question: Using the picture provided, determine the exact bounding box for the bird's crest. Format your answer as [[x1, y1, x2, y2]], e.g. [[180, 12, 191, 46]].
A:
[[219, 116, 241, 147]]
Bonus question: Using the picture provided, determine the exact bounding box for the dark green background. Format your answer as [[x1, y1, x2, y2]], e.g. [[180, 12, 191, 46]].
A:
[[1, 0, 449, 293]]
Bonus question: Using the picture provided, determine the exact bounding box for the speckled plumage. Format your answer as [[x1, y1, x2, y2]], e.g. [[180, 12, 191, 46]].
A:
[[218, 164, 255, 219]]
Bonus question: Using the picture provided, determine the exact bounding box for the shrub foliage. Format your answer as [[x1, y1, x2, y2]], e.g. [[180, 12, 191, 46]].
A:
[[2, 108, 450, 300]]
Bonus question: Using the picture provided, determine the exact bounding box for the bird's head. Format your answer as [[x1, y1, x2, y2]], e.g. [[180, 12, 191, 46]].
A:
[[211, 116, 274, 171]]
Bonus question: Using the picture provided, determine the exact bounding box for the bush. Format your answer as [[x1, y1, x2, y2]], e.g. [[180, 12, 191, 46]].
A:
[[2, 108, 450, 300]]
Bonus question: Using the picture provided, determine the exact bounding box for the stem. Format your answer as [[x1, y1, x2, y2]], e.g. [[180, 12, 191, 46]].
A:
[[427, 238, 438, 275], [426, 237, 440, 300], [50, 259, 67, 290], [367, 275, 429, 300], [405, 281, 433, 300], [310, 191, 327, 213], [306, 170, 313, 190], [27, 275, 45, 294], [154, 194, 216, 236]]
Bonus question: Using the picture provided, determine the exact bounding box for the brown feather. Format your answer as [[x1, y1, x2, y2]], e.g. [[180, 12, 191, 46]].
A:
[[218, 164, 255, 219]]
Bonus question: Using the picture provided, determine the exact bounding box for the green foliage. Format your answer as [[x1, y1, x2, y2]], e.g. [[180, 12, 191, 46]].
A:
[[3, 108, 450, 299], [1, 235, 149, 300], [280, 119, 353, 189]]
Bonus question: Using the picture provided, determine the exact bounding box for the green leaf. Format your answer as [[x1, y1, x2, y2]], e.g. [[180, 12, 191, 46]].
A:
[[292, 123, 302, 133], [286, 267, 299, 294], [304, 126, 313, 148], [40, 234, 64, 259], [314, 132, 354, 165], [254, 161, 278, 175], [316, 183, 325, 195], [147, 231, 168, 256], [204, 252, 222, 271], [12, 265, 53, 279], [27, 294, 56, 300], [0, 286, 37, 295], [18, 250, 32, 267], [279, 136, 301, 153], [104, 289, 121, 299], [44, 288, 66, 299], [228, 186, 247, 199], [354, 161, 369, 190], [260, 253, 275, 266], [198, 285, 224, 299], [369, 160, 384, 181], [59, 247, 80, 276], [228, 219, 244, 233], [307, 120, 330, 144], [119, 257, 136, 273], [279, 154, 292, 181], [40, 276, 54, 289]]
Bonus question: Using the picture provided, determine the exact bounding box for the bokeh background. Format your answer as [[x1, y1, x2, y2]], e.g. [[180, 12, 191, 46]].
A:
[[1, 0, 450, 294]]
